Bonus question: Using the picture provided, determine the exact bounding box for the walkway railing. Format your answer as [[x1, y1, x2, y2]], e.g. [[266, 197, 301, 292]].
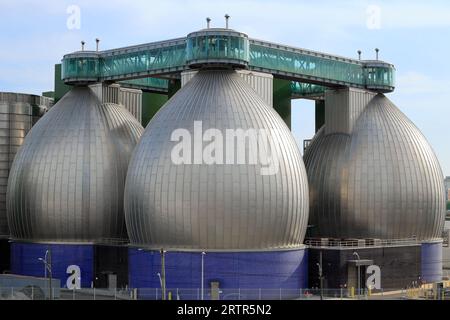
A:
[[305, 237, 424, 248]]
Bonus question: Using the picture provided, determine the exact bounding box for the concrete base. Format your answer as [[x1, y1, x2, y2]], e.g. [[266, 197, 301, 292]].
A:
[[10, 242, 131, 290], [0, 238, 10, 273], [10, 242, 94, 288], [308, 240, 442, 293], [421, 240, 443, 283], [128, 248, 308, 300]]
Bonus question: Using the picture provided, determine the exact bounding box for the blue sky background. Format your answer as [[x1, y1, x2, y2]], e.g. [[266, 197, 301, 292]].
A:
[[0, 0, 449, 175]]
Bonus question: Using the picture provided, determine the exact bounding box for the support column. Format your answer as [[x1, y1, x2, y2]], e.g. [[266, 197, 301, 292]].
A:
[[141, 92, 168, 127], [324, 88, 376, 135], [168, 79, 181, 99], [272, 78, 292, 129], [315, 100, 325, 133], [54, 64, 72, 103]]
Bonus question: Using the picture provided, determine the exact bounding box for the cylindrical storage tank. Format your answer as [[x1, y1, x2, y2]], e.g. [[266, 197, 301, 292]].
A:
[[421, 239, 443, 283], [304, 93, 445, 240], [0, 93, 52, 238], [124, 70, 309, 297], [6, 87, 143, 286]]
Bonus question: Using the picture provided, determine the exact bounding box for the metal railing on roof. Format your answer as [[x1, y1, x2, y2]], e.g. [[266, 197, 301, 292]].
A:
[[305, 237, 426, 248]]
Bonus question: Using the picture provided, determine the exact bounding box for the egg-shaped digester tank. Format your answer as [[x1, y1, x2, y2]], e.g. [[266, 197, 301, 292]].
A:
[[7, 87, 144, 242], [124, 70, 309, 250], [304, 93, 445, 240]]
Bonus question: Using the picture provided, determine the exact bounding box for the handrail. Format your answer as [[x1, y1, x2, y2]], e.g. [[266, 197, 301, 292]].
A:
[[304, 237, 436, 248]]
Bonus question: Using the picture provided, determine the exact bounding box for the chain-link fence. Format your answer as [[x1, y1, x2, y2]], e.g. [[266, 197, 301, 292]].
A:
[[1, 286, 448, 300]]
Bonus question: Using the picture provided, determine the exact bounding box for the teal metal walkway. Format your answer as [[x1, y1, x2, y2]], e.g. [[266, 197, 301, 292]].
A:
[[61, 28, 395, 98]]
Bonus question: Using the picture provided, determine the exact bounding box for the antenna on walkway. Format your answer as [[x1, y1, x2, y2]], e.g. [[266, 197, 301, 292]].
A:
[[206, 17, 211, 29], [81, 41, 85, 51], [225, 14, 230, 29], [375, 48, 379, 60], [96, 38, 100, 52], [357, 50, 362, 60]]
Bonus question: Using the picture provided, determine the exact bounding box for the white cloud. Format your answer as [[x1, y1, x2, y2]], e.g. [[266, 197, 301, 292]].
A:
[[380, 1, 450, 29], [65, 0, 450, 32], [395, 71, 450, 95]]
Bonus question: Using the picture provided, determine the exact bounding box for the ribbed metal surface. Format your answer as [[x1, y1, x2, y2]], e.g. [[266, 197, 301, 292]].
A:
[[119, 88, 142, 124], [325, 88, 375, 135], [124, 70, 309, 250], [304, 93, 445, 240], [181, 70, 273, 107], [0, 93, 52, 237], [89, 83, 142, 123], [7, 87, 144, 242]]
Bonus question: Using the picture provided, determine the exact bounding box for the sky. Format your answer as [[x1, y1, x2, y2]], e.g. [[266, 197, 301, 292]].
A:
[[0, 0, 449, 175]]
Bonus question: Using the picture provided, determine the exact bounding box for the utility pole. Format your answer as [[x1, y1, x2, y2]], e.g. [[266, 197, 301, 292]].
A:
[[39, 249, 52, 300], [161, 249, 166, 300]]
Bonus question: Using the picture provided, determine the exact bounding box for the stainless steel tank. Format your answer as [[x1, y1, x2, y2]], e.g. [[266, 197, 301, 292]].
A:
[[124, 70, 309, 250], [6, 87, 144, 242], [0, 93, 52, 237], [304, 93, 445, 240]]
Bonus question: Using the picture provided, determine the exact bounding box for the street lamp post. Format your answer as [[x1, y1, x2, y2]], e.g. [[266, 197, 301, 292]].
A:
[[201, 252, 206, 301], [316, 251, 323, 300], [160, 249, 166, 300], [353, 252, 360, 297], [157, 272, 163, 299], [38, 249, 52, 300]]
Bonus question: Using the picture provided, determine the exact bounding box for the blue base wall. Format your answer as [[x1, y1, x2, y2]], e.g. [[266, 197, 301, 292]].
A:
[[129, 248, 308, 300], [11, 242, 94, 288], [421, 240, 443, 283]]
